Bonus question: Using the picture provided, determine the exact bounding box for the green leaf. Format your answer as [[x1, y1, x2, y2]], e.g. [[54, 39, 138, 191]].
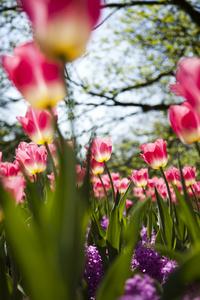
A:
[[155, 188, 175, 249], [118, 181, 132, 220]]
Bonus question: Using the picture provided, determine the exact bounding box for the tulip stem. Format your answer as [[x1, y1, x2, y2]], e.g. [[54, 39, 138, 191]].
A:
[[98, 174, 110, 216], [195, 142, 200, 159], [104, 161, 115, 202], [159, 167, 173, 219], [45, 142, 58, 182]]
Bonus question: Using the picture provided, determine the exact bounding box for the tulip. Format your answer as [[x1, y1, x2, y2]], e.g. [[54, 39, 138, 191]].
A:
[[15, 142, 47, 175], [133, 187, 145, 201], [2, 41, 66, 108], [87, 137, 112, 163], [169, 102, 200, 144], [76, 165, 87, 188], [182, 165, 196, 186], [193, 181, 200, 198], [88, 157, 104, 175], [169, 58, 200, 114], [165, 167, 180, 186], [1, 176, 25, 205], [125, 199, 132, 208], [139, 138, 168, 169], [16, 106, 57, 145], [20, 0, 101, 62], [129, 168, 148, 187], [93, 178, 110, 191], [0, 161, 21, 177], [114, 178, 130, 194]]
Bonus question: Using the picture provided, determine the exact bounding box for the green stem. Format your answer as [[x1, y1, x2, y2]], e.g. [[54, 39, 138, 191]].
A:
[[195, 142, 200, 159], [190, 184, 199, 212], [159, 167, 173, 219], [45, 142, 58, 182], [98, 174, 110, 216], [104, 161, 115, 202], [142, 186, 147, 197]]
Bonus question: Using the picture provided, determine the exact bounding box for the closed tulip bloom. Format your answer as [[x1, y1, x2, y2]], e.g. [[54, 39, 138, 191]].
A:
[[169, 58, 200, 114], [169, 102, 200, 144], [89, 137, 112, 163], [0, 161, 21, 177], [182, 165, 196, 186], [16, 106, 57, 145], [2, 42, 66, 108], [139, 138, 168, 169], [165, 167, 180, 186], [125, 199, 132, 208], [89, 157, 104, 175], [114, 178, 130, 194], [20, 0, 101, 62], [129, 168, 148, 187], [15, 142, 47, 175], [76, 165, 87, 188]]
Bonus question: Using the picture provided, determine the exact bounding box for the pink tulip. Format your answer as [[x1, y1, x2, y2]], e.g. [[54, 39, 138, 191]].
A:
[[165, 167, 180, 186], [125, 199, 132, 208], [139, 138, 168, 169], [47, 172, 56, 190], [169, 102, 200, 144], [169, 58, 200, 114], [182, 165, 196, 186], [2, 176, 25, 205], [88, 157, 104, 175], [76, 165, 87, 188], [88, 137, 112, 163], [2, 41, 66, 108], [16, 106, 57, 145], [20, 0, 101, 62], [114, 178, 130, 194], [15, 142, 47, 175], [193, 181, 200, 198], [133, 187, 145, 201], [94, 178, 110, 191], [147, 177, 160, 189], [0, 161, 21, 177], [129, 168, 148, 187]]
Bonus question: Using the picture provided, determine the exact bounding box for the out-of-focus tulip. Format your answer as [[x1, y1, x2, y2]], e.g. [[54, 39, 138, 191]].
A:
[[139, 138, 168, 169], [1, 176, 25, 205], [15, 142, 47, 175], [114, 178, 130, 194], [193, 181, 200, 198], [125, 199, 132, 208], [133, 187, 145, 201], [169, 102, 200, 144], [16, 106, 57, 145], [0, 161, 21, 177], [165, 167, 180, 186], [76, 165, 87, 188], [47, 172, 55, 191], [89, 157, 104, 175], [86, 137, 112, 163], [147, 177, 160, 189], [129, 168, 148, 187], [20, 0, 101, 62], [2, 42, 66, 108], [93, 178, 110, 191], [169, 58, 200, 114], [182, 165, 196, 186]]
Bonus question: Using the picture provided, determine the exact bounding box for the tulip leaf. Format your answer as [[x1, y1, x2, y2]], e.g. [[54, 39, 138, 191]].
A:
[[118, 181, 132, 220], [155, 187, 175, 249]]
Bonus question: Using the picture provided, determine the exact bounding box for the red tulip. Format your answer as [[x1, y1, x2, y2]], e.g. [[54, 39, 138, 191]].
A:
[[2, 42, 66, 108], [15, 142, 47, 175], [169, 102, 200, 144], [129, 168, 148, 187], [16, 106, 57, 145], [139, 138, 168, 169], [20, 0, 101, 62], [169, 58, 200, 114]]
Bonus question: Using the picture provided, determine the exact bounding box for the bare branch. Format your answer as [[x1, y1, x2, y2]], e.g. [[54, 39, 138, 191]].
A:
[[101, 1, 170, 9]]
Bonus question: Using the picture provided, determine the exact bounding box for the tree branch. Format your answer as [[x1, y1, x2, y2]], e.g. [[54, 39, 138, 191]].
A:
[[101, 1, 170, 9], [172, 0, 200, 27], [0, 6, 19, 13]]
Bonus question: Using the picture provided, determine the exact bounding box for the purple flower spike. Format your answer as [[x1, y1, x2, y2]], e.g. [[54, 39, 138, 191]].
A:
[[83, 245, 103, 298]]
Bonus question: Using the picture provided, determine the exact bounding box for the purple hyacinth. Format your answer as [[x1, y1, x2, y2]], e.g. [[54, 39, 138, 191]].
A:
[[161, 259, 178, 284], [118, 274, 160, 300], [100, 216, 109, 230], [131, 241, 166, 282], [83, 245, 103, 298]]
